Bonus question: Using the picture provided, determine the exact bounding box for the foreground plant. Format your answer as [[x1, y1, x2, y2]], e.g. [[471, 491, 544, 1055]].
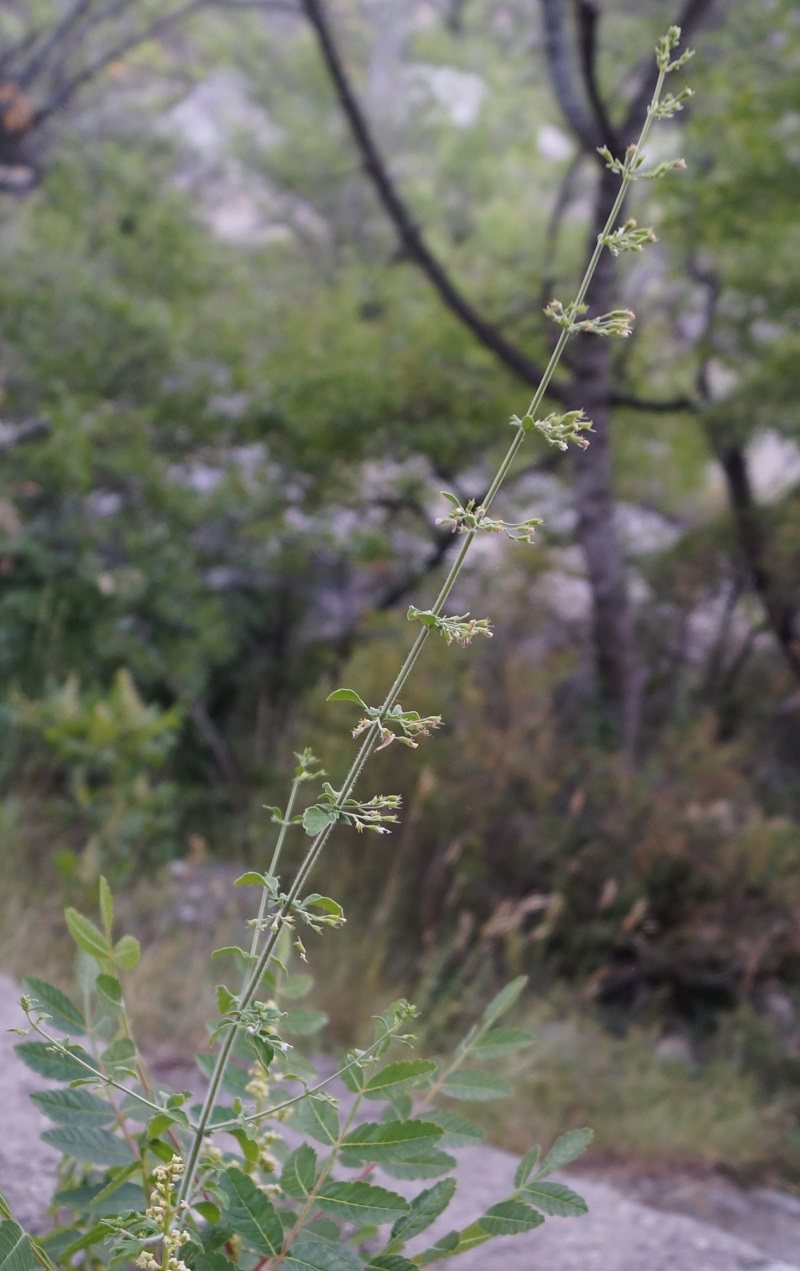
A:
[[3, 27, 692, 1271]]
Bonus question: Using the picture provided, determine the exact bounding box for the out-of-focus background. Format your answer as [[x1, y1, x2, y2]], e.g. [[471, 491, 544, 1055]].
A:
[[1, 0, 799, 1188]]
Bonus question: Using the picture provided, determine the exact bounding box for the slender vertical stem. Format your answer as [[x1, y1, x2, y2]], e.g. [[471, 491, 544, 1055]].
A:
[[177, 37, 686, 1215]]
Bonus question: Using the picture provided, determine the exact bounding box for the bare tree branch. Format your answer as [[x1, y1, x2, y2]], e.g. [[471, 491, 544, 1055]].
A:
[[33, 0, 207, 125], [611, 392, 696, 412], [575, 0, 618, 151], [539, 0, 604, 153], [299, 0, 566, 402], [18, 0, 97, 89]]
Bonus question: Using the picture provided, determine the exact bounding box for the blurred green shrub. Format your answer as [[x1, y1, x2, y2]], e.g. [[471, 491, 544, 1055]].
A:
[[12, 669, 183, 880]]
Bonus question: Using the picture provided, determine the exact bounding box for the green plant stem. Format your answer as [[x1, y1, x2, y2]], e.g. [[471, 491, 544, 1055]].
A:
[[177, 49, 677, 1214]]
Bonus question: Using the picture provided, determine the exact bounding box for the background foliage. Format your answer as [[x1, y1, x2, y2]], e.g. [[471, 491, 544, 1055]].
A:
[[3, 0, 800, 1179]]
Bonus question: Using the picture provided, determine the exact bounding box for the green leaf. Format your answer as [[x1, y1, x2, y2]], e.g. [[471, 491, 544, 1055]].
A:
[[480, 977, 527, 1027], [519, 1181, 588, 1217], [414, 1222, 492, 1266], [99, 877, 114, 938], [389, 1178, 457, 1245], [0, 1220, 37, 1271], [193, 1256, 237, 1271], [339, 1053, 365, 1095], [64, 909, 108, 961], [282, 1008, 328, 1037], [367, 1259, 416, 1271], [316, 1182, 409, 1225], [291, 1095, 339, 1146], [56, 1178, 144, 1217], [216, 985, 237, 1016], [303, 805, 337, 837], [280, 974, 314, 1000], [283, 1238, 361, 1271], [14, 1041, 93, 1082], [340, 1120, 443, 1166], [41, 1125, 135, 1166], [30, 1088, 114, 1126], [112, 935, 140, 969], [23, 978, 86, 1036], [95, 974, 123, 1007], [193, 1202, 222, 1225], [219, 1168, 283, 1257], [470, 1028, 532, 1059], [146, 1109, 190, 1138], [196, 1052, 251, 1098], [477, 1200, 544, 1236], [280, 1145, 318, 1201], [302, 894, 344, 919], [363, 1061, 437, 1100], [424, 1110, 484, 1149], [534, 1128, 593, 1178], [101, 1038, 136, 1071], [326, 689, 367, 707], [234, 872, 277, 891], [513, 1146, 540, 1188], [439, 1070, 509, 1101], [246, 1033, 275, 1071], [379, 1150, 456, 1181]]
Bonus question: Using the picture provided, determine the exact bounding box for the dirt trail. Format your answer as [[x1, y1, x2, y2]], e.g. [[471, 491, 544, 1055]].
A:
[[2, 975, 799, 1271]]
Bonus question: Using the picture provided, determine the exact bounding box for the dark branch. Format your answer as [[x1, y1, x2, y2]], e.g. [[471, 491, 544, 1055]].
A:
[[300, 0, 566, 401], [611, 392, 696, 413], [539, 0, 604, 152], [575, 1, 618, 151], [33, 0, 206, 126]]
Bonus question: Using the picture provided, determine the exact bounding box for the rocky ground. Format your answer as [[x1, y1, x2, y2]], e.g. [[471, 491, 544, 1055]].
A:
[[2, 973, 799, 1271]]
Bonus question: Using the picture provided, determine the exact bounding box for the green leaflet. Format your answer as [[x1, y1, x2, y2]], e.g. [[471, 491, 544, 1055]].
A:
[[23, 978, 86, 1035], [0, 1221, 37, 1271], [280, 1145, 318, 1200], [292, 1095, 340, 1146], [14, 1041, 93, 1083], [315, 1182, 409, 1225], [55, 1180, 144, 1218], [282, 1237, 362, 1271], [477, 1200, 544, 1236], [513, 1146, 540, 1188], [95, 975, 123, 1008], [280, 974, 314, 1000], [469, 1028, 532, 1058], [379, 1150, 456, 1182], [282, 1008, 329, 1037], [534, 1128, 593, 1178], [389, 1178, 457, 1245], [480, 977, 527, 1027], [414, 1223, 490, 1266], [438, 1070, 510, 1101], [41, 1125, 135, 1167], [519, 1181, 588, 1217], [64, 909, 108, 961], [30, 1088, 114, 1126], [362, 1060, 437, 1099], [423, 1110, 484, 1149], [195, 1052, 252, 1098], [367, 1258, 416, 1271], [339, 1120, 443, 1165], [101, 1038, 136, 1072], [112, 935, 140, 969], [219, 1168, 283, 1257]]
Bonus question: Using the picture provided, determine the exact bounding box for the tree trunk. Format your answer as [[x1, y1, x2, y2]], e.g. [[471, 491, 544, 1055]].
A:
[[569, 167, 642, 753]]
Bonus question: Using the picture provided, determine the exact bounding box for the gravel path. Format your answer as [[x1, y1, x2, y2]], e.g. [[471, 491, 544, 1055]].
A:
[[2, 975, 799, 1271]]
